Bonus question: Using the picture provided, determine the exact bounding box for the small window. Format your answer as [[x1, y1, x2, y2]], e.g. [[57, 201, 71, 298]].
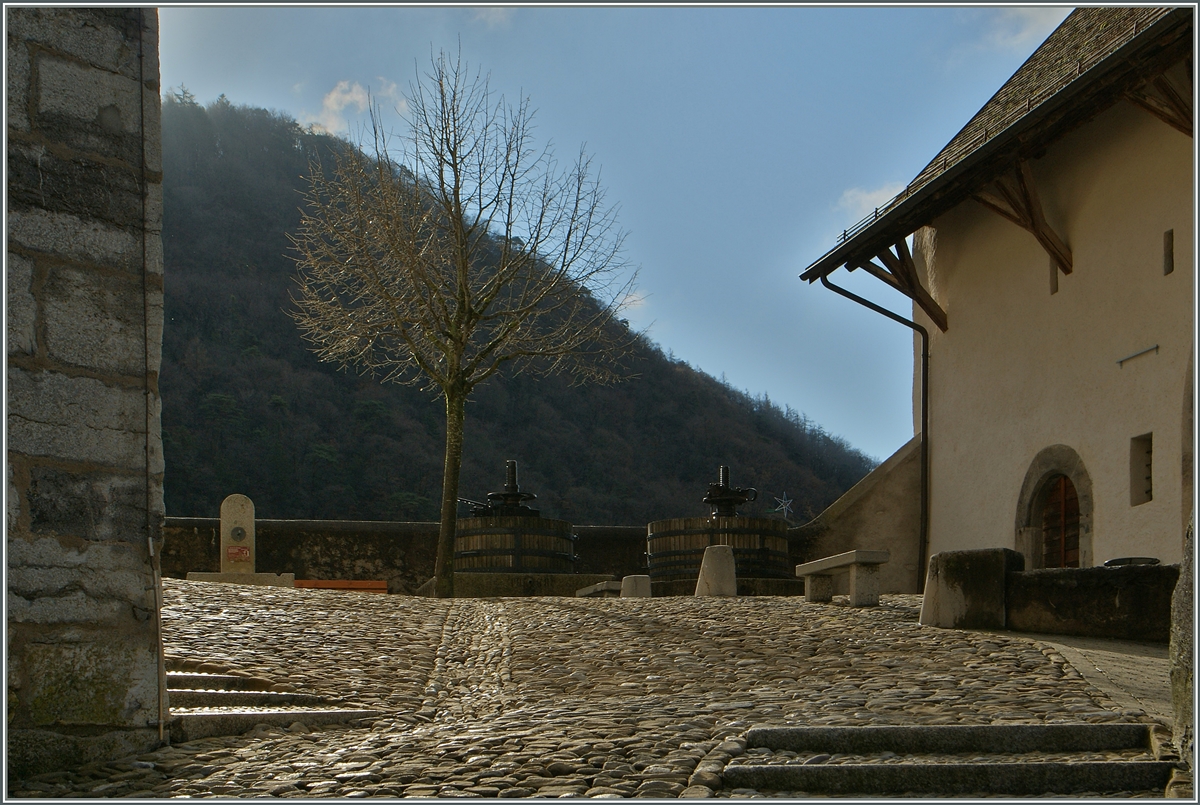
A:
[[1164, 230, 1175, 275], [1130, 433, 1153, 505]]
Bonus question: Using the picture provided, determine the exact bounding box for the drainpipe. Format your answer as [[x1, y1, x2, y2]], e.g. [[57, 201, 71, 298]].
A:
[[820, 274, 930, 593]]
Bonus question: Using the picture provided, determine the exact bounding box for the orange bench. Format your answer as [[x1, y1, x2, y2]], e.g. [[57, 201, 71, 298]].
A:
[[294, 580, 388, 594]]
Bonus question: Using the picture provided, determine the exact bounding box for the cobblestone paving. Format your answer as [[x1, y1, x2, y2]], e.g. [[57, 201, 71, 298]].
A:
[[9, 579, 1164, 798]]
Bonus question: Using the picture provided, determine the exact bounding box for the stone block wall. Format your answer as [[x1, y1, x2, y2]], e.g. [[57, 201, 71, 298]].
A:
[[7, 8, 166, 778], [162, 519, 652, 593]]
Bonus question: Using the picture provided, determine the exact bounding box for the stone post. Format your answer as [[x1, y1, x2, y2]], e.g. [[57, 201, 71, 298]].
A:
[[6, 8, 167, 777], [695, 544, 738, 597], [220, 493, 256, 573]]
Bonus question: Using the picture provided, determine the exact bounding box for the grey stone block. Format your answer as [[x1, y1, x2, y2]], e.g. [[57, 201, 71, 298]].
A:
[[8, 142, 143, 227], [7, 368, 155, 469], [27, 465, 149, 542], [919, 548, 1024, 630], [7, 252, 36, 354], [6, 726, 163, 779], [7, 536, 155, 611], [36, 54, 143, 165], [7, 35, 30, 132], [12, 628, 160, 729], [7, 208, 142, 272], [42, 264, 153, 376], [5, 8, 142, 80], [7, 589, 129, 625], [8, 461, 21, 533]]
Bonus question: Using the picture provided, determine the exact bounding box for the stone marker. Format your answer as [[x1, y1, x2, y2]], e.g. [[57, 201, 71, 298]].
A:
[[220, 493, 256, 573], [187, 494, 294, 587], [621, 575, 652, 598], [695, 545, 737, 597], [919, 548, 1024, 629]]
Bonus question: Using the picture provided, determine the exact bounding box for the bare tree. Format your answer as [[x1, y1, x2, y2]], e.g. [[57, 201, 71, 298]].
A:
[[289, 51, 637, 598]]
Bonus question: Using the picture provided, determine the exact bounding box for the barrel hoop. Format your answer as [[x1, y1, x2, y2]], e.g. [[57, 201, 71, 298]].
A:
[[646, 548, 790, 561], [455, 549, 575, 560], [457, 528, 577, 540], [647, 527, 787, 538]]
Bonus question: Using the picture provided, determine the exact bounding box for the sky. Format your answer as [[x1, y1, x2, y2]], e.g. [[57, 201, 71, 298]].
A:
[[158, 4, 1073, 462]]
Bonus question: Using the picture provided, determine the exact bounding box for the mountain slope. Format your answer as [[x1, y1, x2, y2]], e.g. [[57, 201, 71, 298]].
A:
[[159, 92, 875, 525]]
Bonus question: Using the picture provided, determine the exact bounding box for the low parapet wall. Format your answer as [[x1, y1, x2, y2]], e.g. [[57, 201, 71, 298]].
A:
[[1006, 564, 1180, 643], [162, 518, 650, 594]]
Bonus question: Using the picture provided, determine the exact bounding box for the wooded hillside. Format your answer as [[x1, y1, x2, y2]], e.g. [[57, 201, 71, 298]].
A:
[[160, 92, 876, 525]]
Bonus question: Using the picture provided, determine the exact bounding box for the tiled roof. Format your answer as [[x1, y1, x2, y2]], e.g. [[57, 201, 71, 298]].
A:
[[803, 7, 1192, 280]]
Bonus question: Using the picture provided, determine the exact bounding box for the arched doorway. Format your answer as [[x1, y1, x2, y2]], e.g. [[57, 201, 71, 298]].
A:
[[1015, 445, 1093, 569], [1039, 474, 1080, 568]]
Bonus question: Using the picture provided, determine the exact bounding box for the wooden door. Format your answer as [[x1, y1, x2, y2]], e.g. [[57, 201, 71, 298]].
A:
[[1041, 474, 1080, 568]]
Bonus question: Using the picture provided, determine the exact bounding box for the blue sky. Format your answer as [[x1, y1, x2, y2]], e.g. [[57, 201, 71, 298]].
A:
[[158, 5, 1072, 462]]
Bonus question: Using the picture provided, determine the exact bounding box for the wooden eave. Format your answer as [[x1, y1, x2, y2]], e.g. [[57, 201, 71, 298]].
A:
[[801, 9, 1193, 289]]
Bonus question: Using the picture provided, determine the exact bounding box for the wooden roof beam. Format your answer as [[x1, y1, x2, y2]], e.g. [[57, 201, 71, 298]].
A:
[[869, 240, 948, 332], [970, 159, 1073, 274], [1125, 63, 1193, 138]]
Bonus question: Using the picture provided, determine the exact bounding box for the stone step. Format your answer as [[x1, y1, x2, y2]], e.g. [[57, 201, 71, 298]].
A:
[[726, 724, 1178, 796], [722, 759, 1177, 796], [168, 707, 386, 743], [165, 672, 277, 691], [168, 689, 333, 708], [745, 723, 1154, 754]]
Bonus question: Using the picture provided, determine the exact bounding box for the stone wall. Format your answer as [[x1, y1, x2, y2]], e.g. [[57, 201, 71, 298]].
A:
[[6, 8, 166, 777], [793, 436, 922, 594], [163, 519, 650, 593]]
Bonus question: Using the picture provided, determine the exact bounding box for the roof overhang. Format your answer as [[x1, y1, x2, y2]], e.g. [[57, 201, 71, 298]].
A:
[[801, 8, 1194, 284]]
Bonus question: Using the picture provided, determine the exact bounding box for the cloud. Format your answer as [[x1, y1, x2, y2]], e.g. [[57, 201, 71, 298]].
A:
[[982, 8, 1072, 51], [306, 79, 407, 134], [472, 8, 514, 29], [835, 182, 906, 220]]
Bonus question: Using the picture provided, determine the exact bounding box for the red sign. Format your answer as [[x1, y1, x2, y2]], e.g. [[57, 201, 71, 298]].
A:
[[226, 546, 251, 562]]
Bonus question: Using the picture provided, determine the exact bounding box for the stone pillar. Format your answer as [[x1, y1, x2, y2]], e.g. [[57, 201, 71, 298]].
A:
[[6, 8, 166, 777]]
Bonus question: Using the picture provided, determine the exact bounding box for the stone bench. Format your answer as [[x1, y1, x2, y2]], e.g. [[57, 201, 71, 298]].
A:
[[795, 550, 890, 606]]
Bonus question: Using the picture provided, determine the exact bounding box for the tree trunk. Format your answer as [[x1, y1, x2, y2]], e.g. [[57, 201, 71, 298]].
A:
[[434, 387, 467, 598]]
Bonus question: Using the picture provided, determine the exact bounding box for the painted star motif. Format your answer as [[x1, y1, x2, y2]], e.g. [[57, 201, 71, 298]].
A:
[[772, 493, 794, 520]]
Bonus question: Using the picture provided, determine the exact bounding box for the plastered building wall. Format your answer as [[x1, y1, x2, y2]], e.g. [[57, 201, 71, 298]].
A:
[[6, 8, 166, 777], [913, 98, 1193, 568]]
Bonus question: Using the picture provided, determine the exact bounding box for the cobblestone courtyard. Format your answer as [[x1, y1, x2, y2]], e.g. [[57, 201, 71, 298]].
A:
[[10, 579, 1163, 798]]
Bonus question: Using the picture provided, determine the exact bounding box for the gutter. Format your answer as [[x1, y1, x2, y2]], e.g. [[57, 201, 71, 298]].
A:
[[820, 275, 930, 593]]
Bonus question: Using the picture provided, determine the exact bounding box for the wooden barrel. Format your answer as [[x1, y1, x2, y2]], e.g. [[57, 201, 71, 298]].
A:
[[454, 516, 576, 573], [646, 516, 791, 582]]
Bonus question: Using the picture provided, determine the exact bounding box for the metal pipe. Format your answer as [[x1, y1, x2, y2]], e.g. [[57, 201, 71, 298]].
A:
[[820, 274, 930, 593]]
